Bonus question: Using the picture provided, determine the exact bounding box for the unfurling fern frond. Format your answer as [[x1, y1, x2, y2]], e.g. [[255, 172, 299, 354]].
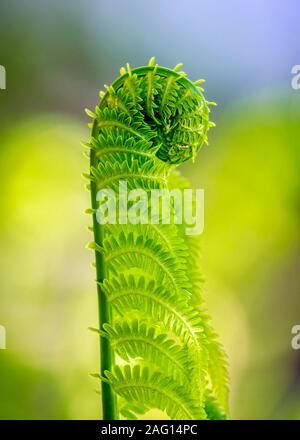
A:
[[101, 319, 192, 385], [102, 365, 207, 420], [86, 58, 229, 420]]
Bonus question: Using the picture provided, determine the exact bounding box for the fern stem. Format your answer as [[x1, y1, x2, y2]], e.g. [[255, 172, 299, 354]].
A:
[[90, 138, 117, 420]]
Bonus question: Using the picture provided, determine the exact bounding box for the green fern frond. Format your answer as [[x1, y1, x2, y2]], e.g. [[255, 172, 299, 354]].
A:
[[86, 60, 229, 420], [103, 231, 191, 299], [102, 365, 207, 420], [102, 274, 204, 340], [102, 273, 209, 398], [101, 319, 192, 385]]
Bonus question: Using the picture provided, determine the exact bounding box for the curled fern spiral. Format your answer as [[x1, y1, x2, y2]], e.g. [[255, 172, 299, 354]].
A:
[[85, 58, 229, 420]]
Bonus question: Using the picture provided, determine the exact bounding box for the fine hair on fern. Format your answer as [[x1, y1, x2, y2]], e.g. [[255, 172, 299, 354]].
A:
[[85, 58, 229, 420]]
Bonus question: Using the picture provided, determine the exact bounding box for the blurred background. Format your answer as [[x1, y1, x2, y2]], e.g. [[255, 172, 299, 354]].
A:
[[0, 0, 299, 419]]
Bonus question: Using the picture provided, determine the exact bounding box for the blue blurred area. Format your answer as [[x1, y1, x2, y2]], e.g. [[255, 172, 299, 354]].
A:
[[1, 0, 299, 117]]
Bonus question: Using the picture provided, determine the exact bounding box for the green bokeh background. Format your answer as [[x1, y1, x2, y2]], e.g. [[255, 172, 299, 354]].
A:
[[0, 1, 299, 419]]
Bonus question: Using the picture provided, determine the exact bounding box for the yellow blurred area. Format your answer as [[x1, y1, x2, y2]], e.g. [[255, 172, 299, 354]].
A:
[[0, 117, 99, 419]]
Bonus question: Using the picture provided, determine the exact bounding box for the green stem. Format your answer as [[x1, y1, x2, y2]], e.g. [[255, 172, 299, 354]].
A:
[[90, 125, 117, 420]]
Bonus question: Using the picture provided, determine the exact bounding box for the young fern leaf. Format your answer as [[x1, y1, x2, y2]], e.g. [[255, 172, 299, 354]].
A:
[[102, 365, 207, 420], [86, 59, 229, 420], [101, 319, 192, 386]]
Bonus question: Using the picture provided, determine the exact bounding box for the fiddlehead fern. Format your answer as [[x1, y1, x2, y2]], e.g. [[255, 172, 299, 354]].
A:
[[85, 58, 229, 420]]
